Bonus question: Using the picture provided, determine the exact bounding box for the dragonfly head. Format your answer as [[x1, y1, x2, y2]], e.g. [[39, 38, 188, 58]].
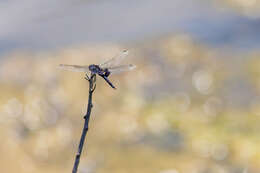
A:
[[88, 64, 100, 73]]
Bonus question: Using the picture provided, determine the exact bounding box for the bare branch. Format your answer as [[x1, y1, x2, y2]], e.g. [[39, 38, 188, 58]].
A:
[[72, 73, 96, 173]]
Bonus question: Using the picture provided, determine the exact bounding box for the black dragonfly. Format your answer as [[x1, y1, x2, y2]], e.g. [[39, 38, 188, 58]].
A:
[[59, 50, 136, 89]]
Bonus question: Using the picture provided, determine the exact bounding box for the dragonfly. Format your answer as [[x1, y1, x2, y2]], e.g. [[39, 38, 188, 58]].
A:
[[59, 50, 136, 89]]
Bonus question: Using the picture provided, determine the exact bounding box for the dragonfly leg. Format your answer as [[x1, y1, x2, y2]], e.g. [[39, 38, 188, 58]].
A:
[[90, 74, 96, 92], [85, 73, 90, 81], [91, 83, 96, 92]]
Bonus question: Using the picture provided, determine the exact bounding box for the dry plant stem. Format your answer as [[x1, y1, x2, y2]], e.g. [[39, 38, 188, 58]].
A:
[[72, 73, 96, 173]]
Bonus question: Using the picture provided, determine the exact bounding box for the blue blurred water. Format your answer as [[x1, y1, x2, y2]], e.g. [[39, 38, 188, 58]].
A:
[[0, 0, 259, 55]]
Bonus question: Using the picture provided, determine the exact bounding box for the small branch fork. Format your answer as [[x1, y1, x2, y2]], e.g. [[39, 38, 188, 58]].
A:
[[72, 73, 96, 173]]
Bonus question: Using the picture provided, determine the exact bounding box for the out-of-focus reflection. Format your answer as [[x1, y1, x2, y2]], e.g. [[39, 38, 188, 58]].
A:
[[0, 36, 259, 172]]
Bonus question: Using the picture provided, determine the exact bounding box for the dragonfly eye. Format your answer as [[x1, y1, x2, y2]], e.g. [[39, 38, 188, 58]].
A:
[[89, 64, 95, 70]]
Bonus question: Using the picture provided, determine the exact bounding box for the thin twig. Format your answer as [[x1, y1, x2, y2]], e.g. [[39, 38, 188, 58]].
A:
[[72, 73, 96, 173]]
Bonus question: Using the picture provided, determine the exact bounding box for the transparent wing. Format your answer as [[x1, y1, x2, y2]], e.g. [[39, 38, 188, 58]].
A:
[[108, 64, 136, 74], [99, 49, 129, 69], [59, 64, 89, 72]]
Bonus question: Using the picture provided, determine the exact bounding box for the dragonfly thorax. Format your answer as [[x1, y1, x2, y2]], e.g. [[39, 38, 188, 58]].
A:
[[88, 64, 104, 75], [88, 64, 111, 77]]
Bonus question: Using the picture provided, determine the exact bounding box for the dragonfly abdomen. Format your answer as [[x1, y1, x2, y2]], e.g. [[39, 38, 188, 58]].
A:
[[101, 75, 116, 89]]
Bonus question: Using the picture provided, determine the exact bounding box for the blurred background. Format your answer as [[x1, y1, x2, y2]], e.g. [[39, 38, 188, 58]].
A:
[[1, 0, 260, 173]]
